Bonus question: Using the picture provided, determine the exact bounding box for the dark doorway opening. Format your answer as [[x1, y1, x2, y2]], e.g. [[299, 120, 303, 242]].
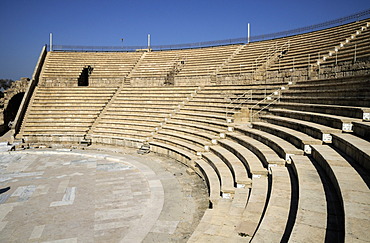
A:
[[78, 65, 93, 86], [3, 92, 25, 131]]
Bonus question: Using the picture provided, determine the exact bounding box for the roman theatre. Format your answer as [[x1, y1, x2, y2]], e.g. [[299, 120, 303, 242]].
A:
[[0, 10, 369, 242]]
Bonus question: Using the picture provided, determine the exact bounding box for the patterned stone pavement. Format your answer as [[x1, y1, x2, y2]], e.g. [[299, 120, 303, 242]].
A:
[[0, 147, 208, 242]]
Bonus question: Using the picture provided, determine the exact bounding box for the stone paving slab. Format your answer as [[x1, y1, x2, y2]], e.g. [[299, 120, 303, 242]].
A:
[[0, 147, 208, 242]]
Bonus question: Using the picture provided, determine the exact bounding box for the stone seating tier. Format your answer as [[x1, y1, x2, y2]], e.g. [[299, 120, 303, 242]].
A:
[[18, 78, 370, 242], [261, 115, 342, 143], [311, 145, 370, 242], [352, 121, 370, 140], [289, 155, 327, 242], [20, 87, 117, 142], [271, 102, 370, 120], [279, 96, 370, 107], [251, 121, 322, 154], [268, 108, 362, 132], [235, 124, 304, 161], [251, 165, 292, 242], [17, 18, 370, 241]]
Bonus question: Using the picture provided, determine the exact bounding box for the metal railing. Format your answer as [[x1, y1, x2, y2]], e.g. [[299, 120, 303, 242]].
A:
[[252, 41, 290, 76], [225, 90, 253, 120], [51, 9, 370, 52], [249, 83, 292, 122]]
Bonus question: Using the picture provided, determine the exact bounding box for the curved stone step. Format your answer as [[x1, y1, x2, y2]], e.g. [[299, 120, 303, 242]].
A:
[[227, 132, 286, 166], [331, 133, 370, 173], [261, 115, 342, 143], [311, 145, 370, 242], [202, 152, 236, 199], [217, 139, 268, 176], [235, 124, 304, 162], [269, 108, 362, 132], [252, 121, 322, 154], [210, 145, 251, 188], [290, 155, 327, 242], [251, 165, 292, 242]]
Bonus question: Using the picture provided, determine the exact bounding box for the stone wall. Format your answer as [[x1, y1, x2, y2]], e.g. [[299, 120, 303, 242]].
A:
[[0, 78, 30, 134], [3, 78, 30, 108], [264, 58, 370, 83], [36, 56, 370, 87]]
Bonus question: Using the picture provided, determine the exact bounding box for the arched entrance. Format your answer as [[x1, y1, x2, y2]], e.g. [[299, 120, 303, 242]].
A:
[[3, 92, 24, 129], [78, 65, 93, 86]]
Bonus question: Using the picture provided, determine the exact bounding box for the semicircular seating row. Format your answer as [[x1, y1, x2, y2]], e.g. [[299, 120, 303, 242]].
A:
[[19, 75, 370, 242], [39, 20, 370, 86], [146, 75, 370, 242]]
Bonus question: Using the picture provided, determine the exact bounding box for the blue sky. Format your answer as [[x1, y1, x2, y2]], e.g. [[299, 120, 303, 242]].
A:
[[0, 0, 369, 80]]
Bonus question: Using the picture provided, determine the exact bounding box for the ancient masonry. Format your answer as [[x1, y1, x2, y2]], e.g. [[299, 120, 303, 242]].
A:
[[0, 17, 369, 242]]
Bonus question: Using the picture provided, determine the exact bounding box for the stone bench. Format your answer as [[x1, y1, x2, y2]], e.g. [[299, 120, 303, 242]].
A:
[[289, 155, 327, 242], [90, 134, 144, 147], [288, 79, 369, 91], [251, 165, 292, 242], [26, 111, 98, 117], [352, 121, 370, 140], [292, 74, 369, 86], [94, 120, 160, 131], [279, 96, 370, 107], [194, 158, 221, 206], [156, 129, 211, 150], [209, 145, 251, 188], [226, 132, 285, 166], [92, 129, 152, 140], [217, 139, 268, 176], [115, 97, 186, 103], [272, 102, 370, 121], [153, 135, 203, 155], [149, 140, 196, 166], [116, 96, 189, 101], [166, 120, 224, 136], [236, 174, 268, 240], [189, 188, 249, 242], [22, 134, 86, 144], [269, 108, 363, 132], [235, 124, 304, 162], [94, 123, 153, 133], [25, 117, 96, 123], [161, 125, 218, 142], [23, 122, 92, 128], [119, 87, 198, 92], [261, 115, 342, 143], [109, 104, 179, 110], [31, 103, 106, 108], [180, 106, 239, 116], [201, 152, 236, 199], [283, 88, 370, 98], [119, 91, 194, 96], [252, 121, 322, 154], [34, 95, 113, 100], [104, 110, 171, 117], [99, 115, 164, 123], [311, 145, 370, 242], [176, 111, 229, 122], [22, 128, 88, 134], [171, 115, 231, 130], [331, 133, 370, 173]]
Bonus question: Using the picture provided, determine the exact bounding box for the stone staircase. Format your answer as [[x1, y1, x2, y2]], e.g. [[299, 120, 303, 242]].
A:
[[252, 41, 290, 81], [211, 44, 247, 84], [124, 52, 148, 86], [317, 21, 370, 66]]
